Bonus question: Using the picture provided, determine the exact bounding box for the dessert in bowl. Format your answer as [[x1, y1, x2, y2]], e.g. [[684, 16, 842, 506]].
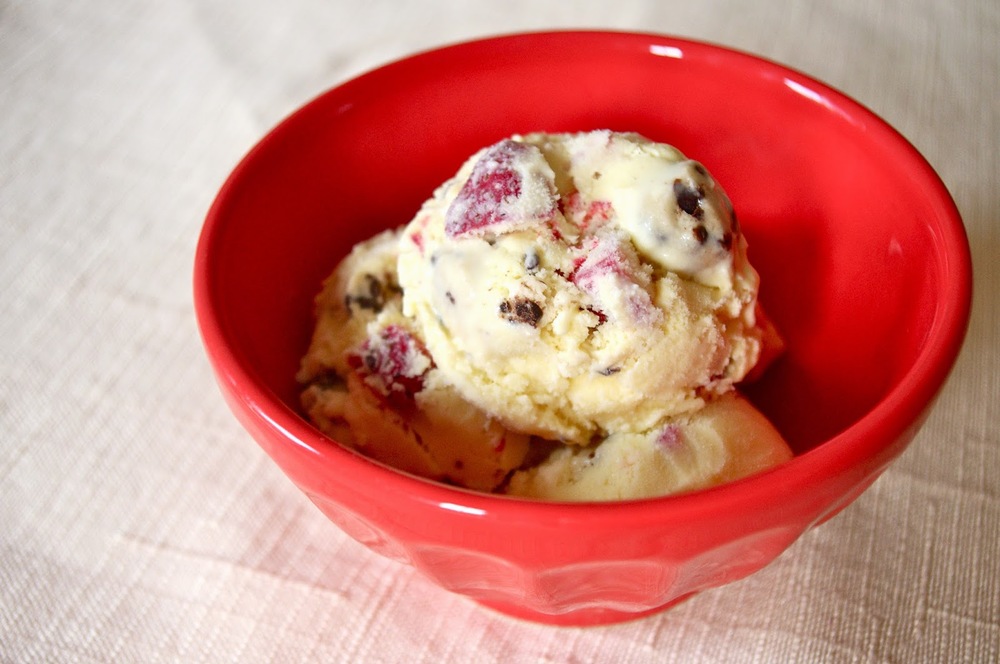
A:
[[193, 31, 971, 625], [297, 128, 795, 501]]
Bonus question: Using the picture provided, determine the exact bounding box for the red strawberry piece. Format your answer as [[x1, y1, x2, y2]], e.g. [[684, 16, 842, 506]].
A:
[[348, 325, 432, 407], [580, 200, 613, 231], [445, 139, 555, 238], [570, 236, 632, 293], [570, 234, 657, 324], [656, 424, 684, 451], [407, 214, 430, 254], [561, 192, 613, 233], [409, 230, 425, 253]]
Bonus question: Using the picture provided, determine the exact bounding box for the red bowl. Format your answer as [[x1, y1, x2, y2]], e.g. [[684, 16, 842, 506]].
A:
[[193, 31, 972, 625]]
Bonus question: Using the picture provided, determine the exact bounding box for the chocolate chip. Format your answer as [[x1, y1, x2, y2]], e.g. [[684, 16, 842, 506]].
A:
[[307, 370, 343, 390], [692, 225, 709, 244], [673, 179, 704, 219], [413, 430, 428, 452], [345, 273, 386, 313], [499, 297, 543, 326]]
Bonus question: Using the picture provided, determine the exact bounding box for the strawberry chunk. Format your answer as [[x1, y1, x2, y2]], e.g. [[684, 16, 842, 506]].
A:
[[655, 424, 684, 452], [445, 139, 556, 238], [570, 235, 632, 293], [570, 233, 658, 324], [561, 192, 613, 232], [348, 325, 433, 406]]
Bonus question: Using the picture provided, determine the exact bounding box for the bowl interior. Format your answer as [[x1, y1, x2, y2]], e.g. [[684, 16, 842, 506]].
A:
[[202, 32, 966, 457]]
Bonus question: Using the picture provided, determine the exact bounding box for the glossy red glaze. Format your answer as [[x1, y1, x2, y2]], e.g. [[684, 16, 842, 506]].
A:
[[193, 32, 972, 625]]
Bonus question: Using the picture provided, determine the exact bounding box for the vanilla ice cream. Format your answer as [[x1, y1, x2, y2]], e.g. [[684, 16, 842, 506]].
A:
[[299, 130, 791, 500], [397, 131, 771, 444], [298, 229, 531, 491]]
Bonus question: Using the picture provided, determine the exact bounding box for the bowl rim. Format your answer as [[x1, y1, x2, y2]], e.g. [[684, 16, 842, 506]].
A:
[[194, 29, 973, 527]]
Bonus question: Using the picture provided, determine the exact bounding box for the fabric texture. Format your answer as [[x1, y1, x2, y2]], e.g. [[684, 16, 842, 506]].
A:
[[1, 1, 997, 661]]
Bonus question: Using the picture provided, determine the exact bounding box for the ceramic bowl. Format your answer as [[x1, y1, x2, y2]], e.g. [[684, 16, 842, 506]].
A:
[[193, 31, 971, 625]]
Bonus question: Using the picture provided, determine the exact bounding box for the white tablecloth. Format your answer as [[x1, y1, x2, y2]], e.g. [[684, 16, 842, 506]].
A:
[[2, 1, 997, 661]]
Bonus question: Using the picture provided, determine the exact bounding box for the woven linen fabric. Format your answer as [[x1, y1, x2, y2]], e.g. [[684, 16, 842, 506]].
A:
[[1, 1, 997, 662]]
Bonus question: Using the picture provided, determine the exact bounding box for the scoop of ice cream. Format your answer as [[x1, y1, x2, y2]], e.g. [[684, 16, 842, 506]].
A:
[[397, 131, 769, 445], [298, 230, 530, 491], [298, 229, 403, 381], [299, 131, 790, 501], [505, 391, 793, 501]]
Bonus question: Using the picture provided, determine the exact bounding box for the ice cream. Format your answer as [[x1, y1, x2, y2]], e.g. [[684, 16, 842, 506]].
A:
[[506, 391, 790, 501], [298, 130, 791, 500], [298, 229, 531, 492]]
